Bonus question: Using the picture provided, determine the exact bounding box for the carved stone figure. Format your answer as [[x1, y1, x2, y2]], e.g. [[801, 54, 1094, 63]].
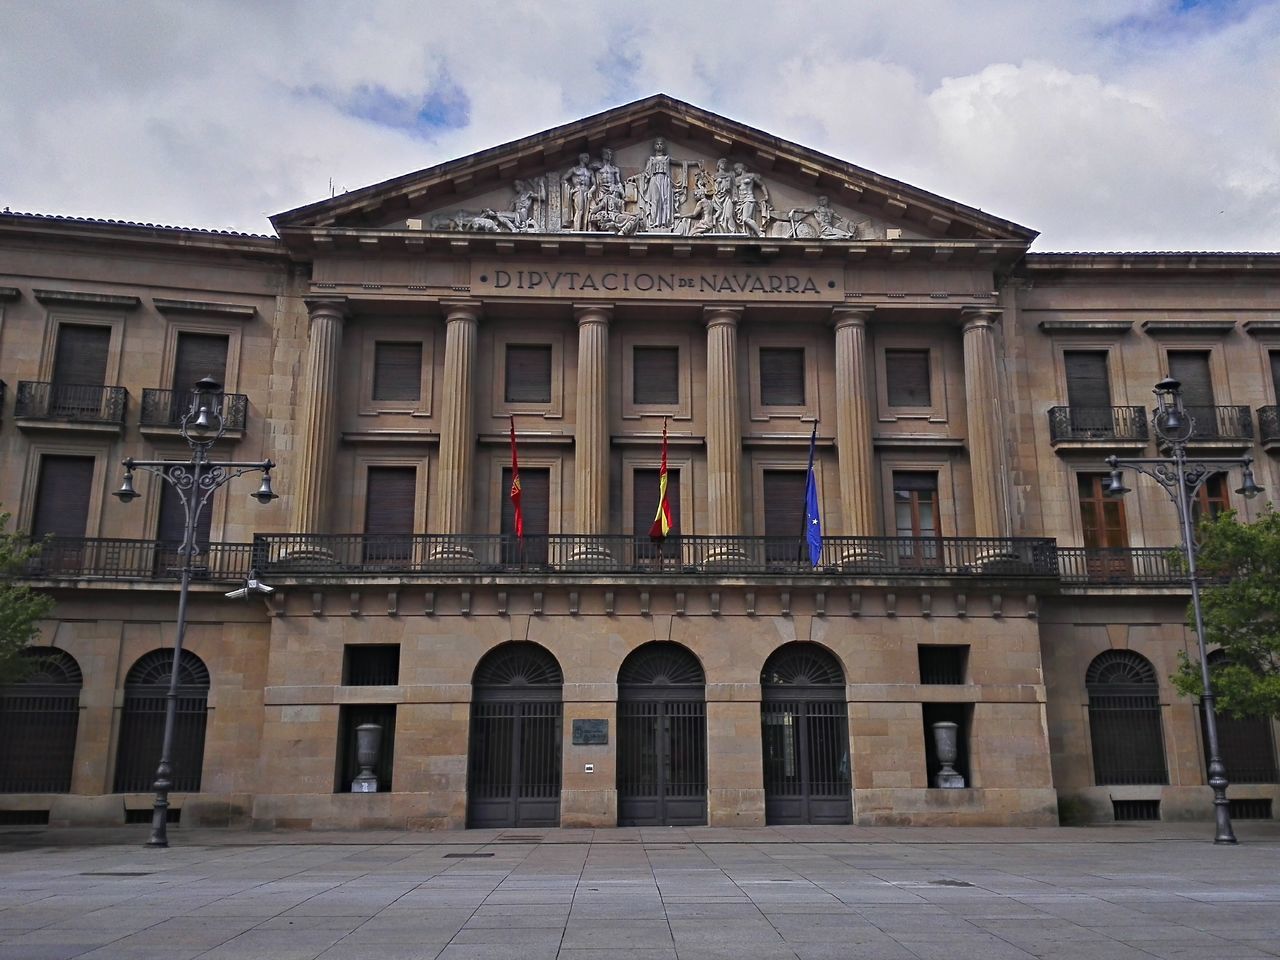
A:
[[561, 153, 595, 232], [638, 138, 674, 231], [787, 195, 858, 239], [674, 182, 715, 236], [589, 188, 640, 236], [732, 162, 770, 236], [711, 159, 735, 233], [592, 148, 623, 200], [511, 178, 546, 231]]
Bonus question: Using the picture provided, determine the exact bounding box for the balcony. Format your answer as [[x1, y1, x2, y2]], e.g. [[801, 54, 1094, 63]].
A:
[[254, 533, 1060, 579], [1058, 547, 1186, 585], [1178, 405, 1253, 447], [140, 387, 249, 435], [1258, 405, 1280, 449], [14, 381, 127, 430], [23, 538, 254, 581], [1048, 406, 1148, 448]]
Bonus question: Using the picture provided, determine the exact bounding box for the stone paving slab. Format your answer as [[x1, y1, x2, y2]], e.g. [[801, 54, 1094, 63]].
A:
[[1, 822, 1278, 959]]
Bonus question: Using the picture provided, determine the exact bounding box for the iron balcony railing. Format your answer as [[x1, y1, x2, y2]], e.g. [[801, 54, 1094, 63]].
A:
[[1182, 405, 1253, 442], [1048, 406, 1149, 443], [1058, 547, 1186, 585], [14, 381, 128, 424], [1258, 405, 1280, 444], [23, 537, 253, 581], [140, 388, 249, 431], [254, 533, 1060, 578]]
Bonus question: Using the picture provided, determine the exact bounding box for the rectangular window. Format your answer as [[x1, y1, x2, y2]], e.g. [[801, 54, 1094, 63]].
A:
[[31, 455, 94, 539], [343, 645, 400, 686], [1270, 350, 1280, 401], [885, 349, 931, 408], [762, 470, 806, 563], [1064, 351, 1111, 409], [502, 466, 549, 564], [52, 324, 110, 387], [363, 466, 416, 563], [759, 348, 805, 407], [1078, 472, 1131, 580], [504, 345, 552, 404], [892, 471, 939, 538], [633, 346, 679, 405], [172, 332, 229, 395], [1167, 351, 1214, 407], [335, 704, 395, 793], [918, 645, 969, 685], [633, 467, 681, 555], [1191, 473, 1230, 525], [372, 342, 422, 402]]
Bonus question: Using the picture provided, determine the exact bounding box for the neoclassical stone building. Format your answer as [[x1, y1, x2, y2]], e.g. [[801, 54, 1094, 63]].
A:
[[1, 96, 1277, 830]]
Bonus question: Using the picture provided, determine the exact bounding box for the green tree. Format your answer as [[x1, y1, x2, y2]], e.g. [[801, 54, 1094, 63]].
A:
[[1172, 507, 1280, 718], [0, 510, 55, 684]]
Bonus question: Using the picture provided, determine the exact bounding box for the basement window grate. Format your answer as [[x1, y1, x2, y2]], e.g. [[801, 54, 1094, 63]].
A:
[[0, 810, 49, 826], [1229, 798, 1273, 820], [443, 852, 494, 858], [1112, 799, 1160, 821], [125, 808, 180, 825]]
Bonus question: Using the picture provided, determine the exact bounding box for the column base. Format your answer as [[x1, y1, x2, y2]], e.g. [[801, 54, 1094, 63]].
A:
[[838, 547, 887, 573], [564, 545, 614, 570]]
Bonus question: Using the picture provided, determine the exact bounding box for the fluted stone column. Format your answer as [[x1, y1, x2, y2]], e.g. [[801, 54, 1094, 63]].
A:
[[704, 305, 744, 544], [290, 298, 346, 535], [832, 308, 877, 538], [573, 304, 611, 560], [435, 301, 481, 547], [962, 307, 1011, 539]]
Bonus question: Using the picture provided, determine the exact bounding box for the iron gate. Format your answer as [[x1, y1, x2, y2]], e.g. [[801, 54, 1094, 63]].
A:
[[0, 649, 83, 793], [617, 642, 707, 826], [467, 643, 563, 828], [1087, 650, 1167, 786], [113, 650, 209, 794], [1199, 706, 1278, 784], [760, 644, 851, 824]]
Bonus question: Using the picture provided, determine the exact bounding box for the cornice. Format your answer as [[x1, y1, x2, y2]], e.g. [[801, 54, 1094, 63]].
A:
[[33, 288, 140, 309], [152, 297, 257, 320]]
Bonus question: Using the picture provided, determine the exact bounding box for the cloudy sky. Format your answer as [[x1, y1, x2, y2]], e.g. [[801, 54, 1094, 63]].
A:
[[1, 0, 1277, 251]]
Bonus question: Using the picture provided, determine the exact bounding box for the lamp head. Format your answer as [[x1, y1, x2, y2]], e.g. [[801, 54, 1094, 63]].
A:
[[1153, 376, 1185, 434], [113, 469, 139, 504], [1236, 461, 1264, 500], [1105, 464, 1130, 497], [252, 471, 278, 505]]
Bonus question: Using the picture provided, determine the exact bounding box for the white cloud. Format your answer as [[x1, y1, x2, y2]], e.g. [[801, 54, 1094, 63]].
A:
[[1, 0, 1276, 250]]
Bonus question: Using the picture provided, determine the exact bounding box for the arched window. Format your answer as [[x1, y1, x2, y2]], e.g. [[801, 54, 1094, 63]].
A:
[[1201, 650, 1277, 783], [0, 648, 82, 793], [1086, 650, 1167, 785], [760, 643, 851, 825], [468, 643, 563, 828], [114, 650, 210, 793], [617, 642, 706, 826]]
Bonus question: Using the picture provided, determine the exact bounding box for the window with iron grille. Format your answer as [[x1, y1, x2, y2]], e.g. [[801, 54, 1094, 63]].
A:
[[885, 349, 931, 407], [1086, 650, 1168, 786], [343, 645, 401, 686], [505, 345, 552, 403], [759, 348, 805, 406], [918, 645, 968, 685], [633, 346, 679, 405]]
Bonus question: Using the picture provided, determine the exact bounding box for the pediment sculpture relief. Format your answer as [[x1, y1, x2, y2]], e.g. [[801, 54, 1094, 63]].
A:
[[425, 140, 884, 240]]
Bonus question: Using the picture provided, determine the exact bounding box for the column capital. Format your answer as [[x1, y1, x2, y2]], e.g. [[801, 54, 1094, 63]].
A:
[[960, 306, 1002, 330], [573, 302, 614, 325], [303, 296, 348, 321], [703, 304, 744, 328], [831, 306, 875, 330], [440, 299, 482, 322]]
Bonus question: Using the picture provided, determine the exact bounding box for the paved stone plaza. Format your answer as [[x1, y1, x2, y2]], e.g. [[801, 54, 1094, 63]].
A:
[[1, 823, 1278, 960]]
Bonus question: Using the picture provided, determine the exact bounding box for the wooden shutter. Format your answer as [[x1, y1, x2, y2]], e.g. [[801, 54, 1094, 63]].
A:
[[504, 345, 552, 403], [364, 467, 417, 535], [762, 471, 806, 538], [633, 347, 679, 405], [51, 325, 110, 386], [502, 467, 550, 536], [157, 477, 213, 547], [372, 342, 422, 402], [171, 333, 229, 394], [31, 456, 94, 538], [1064, 351, 1111, 409], [632, 468, 680, 536], [759, 348, 805, 406], [885, 349, 931, 407], [1168, 352, 1214, 407]]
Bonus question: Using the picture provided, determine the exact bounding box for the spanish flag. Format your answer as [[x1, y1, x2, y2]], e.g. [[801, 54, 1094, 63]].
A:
[[649, 419, 673, 543], [509, 416, 523, 540]]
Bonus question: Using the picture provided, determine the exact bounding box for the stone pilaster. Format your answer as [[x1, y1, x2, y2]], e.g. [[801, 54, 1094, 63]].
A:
[[832, 307, 878, 536], [704, 305, 744, 538], [962, 308, 1011, 539], [289, 298, 346, 534], [573, 304, 611, 538], [436, 301, 481, 537]]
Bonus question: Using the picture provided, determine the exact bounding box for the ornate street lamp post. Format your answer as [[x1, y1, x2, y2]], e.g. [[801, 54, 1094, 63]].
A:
[[113, 377, 278, 847], [1104, 377, 1262, 845]]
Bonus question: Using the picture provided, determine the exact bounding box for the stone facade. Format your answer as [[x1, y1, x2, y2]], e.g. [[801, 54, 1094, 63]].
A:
[[1, 95, 1277, 830]]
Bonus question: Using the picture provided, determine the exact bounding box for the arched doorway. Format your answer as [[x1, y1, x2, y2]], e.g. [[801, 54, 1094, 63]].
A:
[[617, 642, 706, 826], [114, 650, 210, 793], [760, 643, 852, 824], [1086, 650, 1167, 785], [467, 643, 563, 828], [0, 648, 82, 793], [1200, 650, 1277, 784]]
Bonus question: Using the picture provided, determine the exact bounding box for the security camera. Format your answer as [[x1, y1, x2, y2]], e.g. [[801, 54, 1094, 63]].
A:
[[225, 575, 275, 600]]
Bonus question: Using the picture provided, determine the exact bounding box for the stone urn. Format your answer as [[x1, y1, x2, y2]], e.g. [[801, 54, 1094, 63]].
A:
[[351, 723, 383, 792], [931, 721, 966, 789]]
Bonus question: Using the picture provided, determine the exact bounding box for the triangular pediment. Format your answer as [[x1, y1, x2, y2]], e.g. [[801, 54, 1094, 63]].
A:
[[272, 94, 1036, 249]]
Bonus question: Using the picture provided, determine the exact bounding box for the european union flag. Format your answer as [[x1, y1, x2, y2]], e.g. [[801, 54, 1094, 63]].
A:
[[804, 424, 822, 568]]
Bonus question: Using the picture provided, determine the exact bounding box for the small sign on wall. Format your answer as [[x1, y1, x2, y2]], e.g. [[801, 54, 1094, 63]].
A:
[[572, 719, 609, 745]]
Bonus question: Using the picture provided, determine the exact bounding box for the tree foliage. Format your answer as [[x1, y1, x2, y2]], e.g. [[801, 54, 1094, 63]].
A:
[[1171, 507, 1280, 718], [0, 510, 55, 684]]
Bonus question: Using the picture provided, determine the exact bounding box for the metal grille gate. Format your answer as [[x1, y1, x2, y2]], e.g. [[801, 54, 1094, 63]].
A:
[[113, 650, 209, 794], [1087, 651, 1167, 786], [761, 699, 851, 824], [1199, 706, 1278, 784], [0, 687, 81, 793], [617, 698, 707, 826]]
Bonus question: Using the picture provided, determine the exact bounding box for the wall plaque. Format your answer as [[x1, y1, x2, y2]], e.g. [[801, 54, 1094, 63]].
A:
[[572, 719, 609, 745]]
